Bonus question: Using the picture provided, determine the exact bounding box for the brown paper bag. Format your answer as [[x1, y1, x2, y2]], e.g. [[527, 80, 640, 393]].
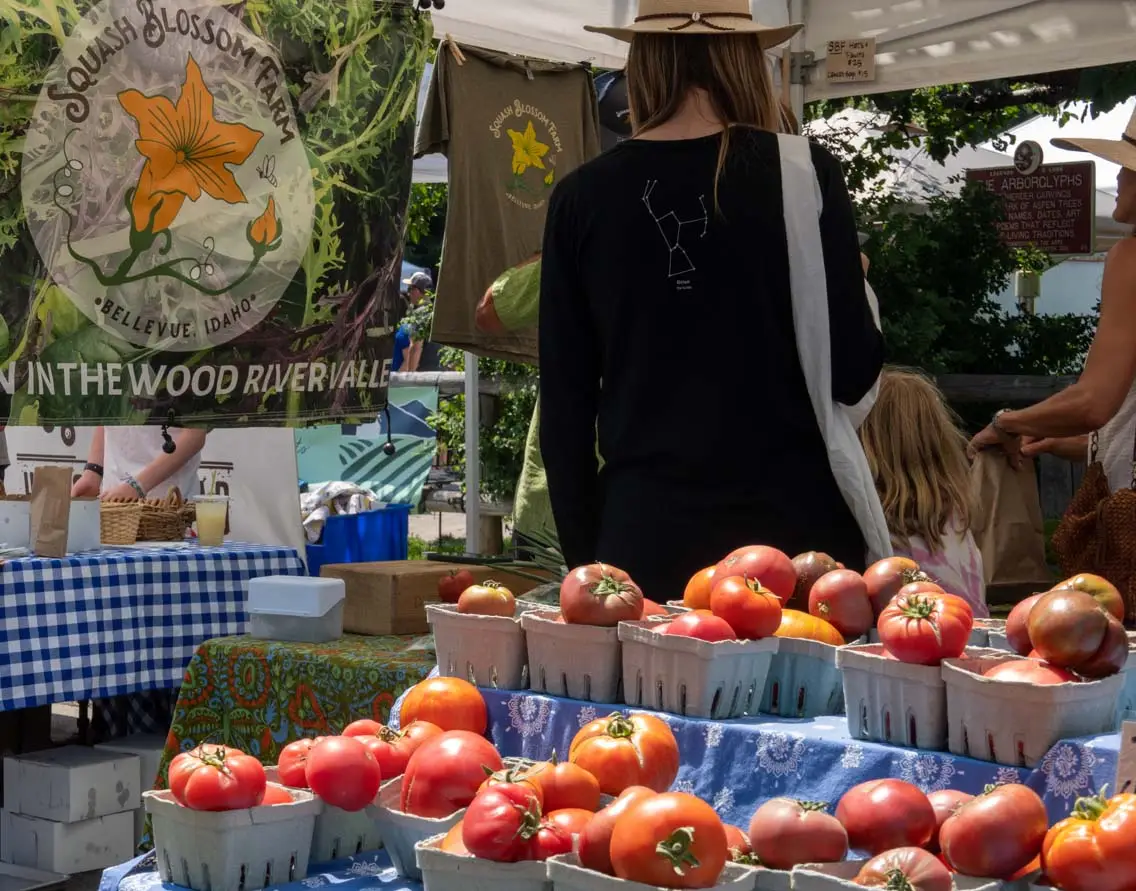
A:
[[29, 465, 72, 557], [969, 452, 1053, 588]]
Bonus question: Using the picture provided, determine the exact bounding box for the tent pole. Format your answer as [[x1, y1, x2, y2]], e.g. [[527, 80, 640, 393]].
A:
[[463, 351, 481, 554], [789, 0, 806, 121]]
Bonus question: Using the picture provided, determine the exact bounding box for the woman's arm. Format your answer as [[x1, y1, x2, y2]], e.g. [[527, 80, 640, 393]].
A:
[[538, 179, 601, 568], [71, 426, 106, 496], [102, 428, 207, 500], [1021, 434, 1089, 463]]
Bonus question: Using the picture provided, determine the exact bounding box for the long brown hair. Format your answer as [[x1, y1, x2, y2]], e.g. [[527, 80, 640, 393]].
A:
[[626, 33, 781, 204], [859, 367, 975, 551]]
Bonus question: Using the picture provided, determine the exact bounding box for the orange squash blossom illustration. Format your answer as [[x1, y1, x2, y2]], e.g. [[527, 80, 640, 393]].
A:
[[248, 196, 281, 249]]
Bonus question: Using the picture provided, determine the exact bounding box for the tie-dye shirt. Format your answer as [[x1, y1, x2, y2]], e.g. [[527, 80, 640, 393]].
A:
[[893, 518, 988, 618]]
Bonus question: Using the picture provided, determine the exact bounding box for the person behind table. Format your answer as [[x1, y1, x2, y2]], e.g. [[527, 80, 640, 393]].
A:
[[538, 3, 883, 597], [392, 271, 432, 372], [71, 425, 206, 501], [859, 368, 987, 618]]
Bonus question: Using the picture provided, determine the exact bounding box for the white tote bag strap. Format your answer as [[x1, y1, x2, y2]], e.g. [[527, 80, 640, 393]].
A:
[[776, 134, 892, 563]]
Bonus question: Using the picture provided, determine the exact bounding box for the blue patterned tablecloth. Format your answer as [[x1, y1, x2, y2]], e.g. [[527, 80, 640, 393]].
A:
[[0, 543, 305, 711]]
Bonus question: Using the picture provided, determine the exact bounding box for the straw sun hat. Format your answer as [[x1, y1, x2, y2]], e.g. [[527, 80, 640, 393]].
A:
[[585, 0, 802, 48], [1051, 106, 1136, 173]]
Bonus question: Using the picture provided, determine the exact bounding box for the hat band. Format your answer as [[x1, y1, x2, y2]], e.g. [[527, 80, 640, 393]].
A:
[[634, 11, 753, 32], [1123, 133, 1136, 148]]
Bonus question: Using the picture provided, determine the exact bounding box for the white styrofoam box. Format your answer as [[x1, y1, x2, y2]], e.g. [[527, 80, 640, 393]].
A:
[[372, 776, 465, 881], [791, 861, 999, 891], [943, 654, 1124, 767], [760, 637, 844, 718], [3, 746, 141, 823], [0, 808, 135, 874], [247, 576, 346, 642], [94, 734, 167, 848], [547, 854, 757, 891], [428, 602, 547, 689], [619, 620, 778, 718], [867, 625, 990, 647], [416, 834, 549, 891], [67, 498, 100, 553], [522, 610, 623, 703], [0, 499, 30, 549], [263, 766, 382, 863], [145, 788, 319, 891], [0, 861, 70, 891]]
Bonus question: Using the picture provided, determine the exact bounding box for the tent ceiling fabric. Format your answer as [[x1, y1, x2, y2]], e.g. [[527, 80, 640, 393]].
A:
[[429, 1, 1136, 99]]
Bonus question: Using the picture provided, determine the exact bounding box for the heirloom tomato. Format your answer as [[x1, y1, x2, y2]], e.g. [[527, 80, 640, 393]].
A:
[[1005, 593, 1044, 656], [664, 610, 737, 642], [1054, 573, 1125, 622], [462, 783, 543, 862], [527, 754, 601, 811], [835, 779, 936, 854], [710, 576, 782, 639], [862, 556, 921, 617], [982, 659, 1078, 684], [683, 567, 717, 610], [399, 677, 487, 734], [896, 578, 945, 599], [723, 825, 751, 857], [401, 730, 503, 818], [169, 744, 267, 811], [569, 713, 679, 795], [791, 552, 839, 606], [560, 563, 644, 626], [306, 736, 382, 812], [610, 792, 728, 889], [457, 580, 516, 617], [440, 820, 469, 854], [527, 820, 575, 860], [715, 545, 797, 601], [276, 738, 319, 788], [853, 847, 952, 891], [939, 783, 1047, 879], [479, 764, 545, 810], [877, 592, 974, 665], [342, 720, 441, 778], [926, 790, 973, 853], [775, 609, 845, 646], [747, 798, 848, 869], [1074, 613, 1129, 679], [1043, 789, 1136, 891], [546, 807, 595, 838], [808, 570, 874, 638], [437, 568, 474, 604], [579, 786, 657, 874], [1027, 589, 1109, 668], [642, 599, 669, 616], [260, 783, 293, 805]]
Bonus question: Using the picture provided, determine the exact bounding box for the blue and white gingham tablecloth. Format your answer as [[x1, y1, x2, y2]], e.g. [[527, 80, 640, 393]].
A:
[[0, 543, 305, 711]]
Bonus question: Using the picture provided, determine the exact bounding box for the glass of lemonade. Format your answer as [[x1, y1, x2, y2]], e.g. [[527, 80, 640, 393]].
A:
[[194, 496, 229, 547]]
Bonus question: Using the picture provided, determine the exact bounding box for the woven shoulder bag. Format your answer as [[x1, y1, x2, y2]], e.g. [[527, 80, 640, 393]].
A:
[[1051, 430, 1136, 622]]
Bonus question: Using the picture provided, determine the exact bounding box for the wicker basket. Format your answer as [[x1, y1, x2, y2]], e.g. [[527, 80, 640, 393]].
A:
[[101, 501, 142, 545], [139, 487, 195, 541]]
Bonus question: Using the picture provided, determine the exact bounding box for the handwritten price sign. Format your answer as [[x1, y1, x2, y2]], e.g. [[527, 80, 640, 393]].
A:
[[826, 38, 877, 84]]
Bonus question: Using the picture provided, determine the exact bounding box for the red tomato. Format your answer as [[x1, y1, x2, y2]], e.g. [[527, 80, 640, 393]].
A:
[[1054, 573, 1126, 622], [560, 564, 644, 626], [457, 581, 516, 617], [983, 659, 1078, 684], [1006, 593, 1044, 656], [438, 568, 475, 604], [276, 738, 318, 788], [1028, 589, 1110, 667], [1043, 789, 1136, 891], [877, 592, 974, 665], [642, 599, 669, 616], [664, 611, 737, 642], [610, 792, 727, 889], [791, 552, 840, 606], [579, 786, 658, 874], [809, 570, 874, 639], [400, 677, 487, 734], [926, 790, 973, 853], [854, 847, 952, 891], [528, 757, 601, 811], [479, 765, 545, 810], [862, 557, 921, 617], [569, 713, 679, 795], [710, 576, 782, 639], [306, 736, 382, 812], [260, 782, 294, 805], [683, 567, 717, 610], [940, 783, 1048, 878], [723, 824, 751, 857], [715, 546, 797, 601], [526, 820, 575, 861], [401, 730, 503, 818], [168, 745, 267, 811], [547, 808, 595, 838], [897, 579, 946, 599], [401, 720, 445, 751], [348, 720, 443, 779], [747, 798, 848, 869], [462, 783, 542, 862], [836, 779, 936, 854]]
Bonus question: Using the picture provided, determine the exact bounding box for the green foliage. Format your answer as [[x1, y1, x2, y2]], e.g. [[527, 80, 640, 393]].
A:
[[399, 291, 435, 341]]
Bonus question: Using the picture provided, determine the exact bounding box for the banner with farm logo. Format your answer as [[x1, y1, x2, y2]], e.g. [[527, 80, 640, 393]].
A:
[[0, 0, 432, 427]]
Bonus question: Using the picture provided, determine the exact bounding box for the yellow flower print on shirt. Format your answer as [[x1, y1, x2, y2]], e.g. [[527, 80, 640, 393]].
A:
[[508, 121, 550, 176]]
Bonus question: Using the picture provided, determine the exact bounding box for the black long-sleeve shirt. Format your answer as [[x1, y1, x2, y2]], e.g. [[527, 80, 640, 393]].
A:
[[539, 129, 883, 571]]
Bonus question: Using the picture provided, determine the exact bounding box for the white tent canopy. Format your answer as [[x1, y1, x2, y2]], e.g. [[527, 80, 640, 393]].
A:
[[431, 1, 1136, 101]]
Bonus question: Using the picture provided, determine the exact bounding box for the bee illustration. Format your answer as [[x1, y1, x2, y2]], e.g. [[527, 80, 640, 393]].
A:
[[256, 155, 278, 187]]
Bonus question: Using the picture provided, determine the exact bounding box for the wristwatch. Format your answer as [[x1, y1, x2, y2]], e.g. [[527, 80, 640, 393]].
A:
[[84, 462, 104, 477], [991, 409, 1019, 439]]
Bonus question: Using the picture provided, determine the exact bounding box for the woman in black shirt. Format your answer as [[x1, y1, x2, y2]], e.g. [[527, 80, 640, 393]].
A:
[[538, 1, 884, 601]]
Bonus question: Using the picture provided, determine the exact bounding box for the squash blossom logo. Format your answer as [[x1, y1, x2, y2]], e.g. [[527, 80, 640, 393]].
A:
[[490, 99, 563, 212], [22, 0, 314, 351]]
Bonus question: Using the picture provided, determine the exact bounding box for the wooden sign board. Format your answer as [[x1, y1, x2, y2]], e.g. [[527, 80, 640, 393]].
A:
[[966, 161, 1096, 256], [826, 38, 877, 84], [1117, 720, 1136, 794]]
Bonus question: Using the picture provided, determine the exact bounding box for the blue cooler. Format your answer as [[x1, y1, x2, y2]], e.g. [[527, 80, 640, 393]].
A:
[[307, 503, 411, 576]]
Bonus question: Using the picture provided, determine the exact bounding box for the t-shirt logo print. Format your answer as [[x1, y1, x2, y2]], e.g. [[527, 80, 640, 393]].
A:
[[642, 181, 708, 277]]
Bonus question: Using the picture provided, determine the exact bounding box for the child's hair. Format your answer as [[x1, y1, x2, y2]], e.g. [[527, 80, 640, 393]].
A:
[[859, 367, 974, 552]]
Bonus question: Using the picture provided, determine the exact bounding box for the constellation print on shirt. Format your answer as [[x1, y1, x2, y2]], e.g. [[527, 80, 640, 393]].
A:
[[642, 180, 708, 277]]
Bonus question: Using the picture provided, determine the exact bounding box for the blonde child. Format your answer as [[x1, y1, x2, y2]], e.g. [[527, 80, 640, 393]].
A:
[[859, 368, 988, 617]]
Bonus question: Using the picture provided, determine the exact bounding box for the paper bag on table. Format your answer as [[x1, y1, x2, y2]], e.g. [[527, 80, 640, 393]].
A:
[[969, 451, 1053, 588], [29, 465, 72, 557]]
